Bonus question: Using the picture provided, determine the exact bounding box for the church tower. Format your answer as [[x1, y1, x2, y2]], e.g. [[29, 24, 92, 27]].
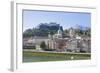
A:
[[47, 32, 55, 49], [69, 27, 75, 38], [56, 26, 63, 38], [48, 32, 52, 39], [53, 26, 63, 38]]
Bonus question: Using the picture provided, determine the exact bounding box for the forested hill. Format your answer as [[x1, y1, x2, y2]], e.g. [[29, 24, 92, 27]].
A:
[[23, 22, 63, 37]]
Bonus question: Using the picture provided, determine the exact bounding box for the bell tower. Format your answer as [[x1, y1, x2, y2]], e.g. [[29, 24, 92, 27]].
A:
[[56, 27, 63, 38]]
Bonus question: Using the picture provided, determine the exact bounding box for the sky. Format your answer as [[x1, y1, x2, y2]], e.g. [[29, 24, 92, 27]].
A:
[[23, 10, 91, 31]]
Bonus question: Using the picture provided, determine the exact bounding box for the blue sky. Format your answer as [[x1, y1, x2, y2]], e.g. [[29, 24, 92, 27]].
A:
[[23, 10, 91, 31]]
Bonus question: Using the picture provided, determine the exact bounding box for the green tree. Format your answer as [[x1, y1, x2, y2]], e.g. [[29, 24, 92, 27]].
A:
[[23, 29, 33, 37], [40, 41, 47, 50], [64, 29, 69, 34]]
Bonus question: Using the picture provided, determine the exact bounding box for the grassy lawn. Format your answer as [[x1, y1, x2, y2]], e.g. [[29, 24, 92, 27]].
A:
[[23, 51, 91, 62]]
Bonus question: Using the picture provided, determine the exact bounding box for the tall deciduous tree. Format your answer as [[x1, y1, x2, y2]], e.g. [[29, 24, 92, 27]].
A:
[[40, 41, 47, 50]]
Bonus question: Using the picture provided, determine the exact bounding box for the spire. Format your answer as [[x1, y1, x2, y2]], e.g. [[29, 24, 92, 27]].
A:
[[57, 26, 63, 35], [48, 32, 52, 39], [69, 27, 75, 38], [54, 26, 63, 38]]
